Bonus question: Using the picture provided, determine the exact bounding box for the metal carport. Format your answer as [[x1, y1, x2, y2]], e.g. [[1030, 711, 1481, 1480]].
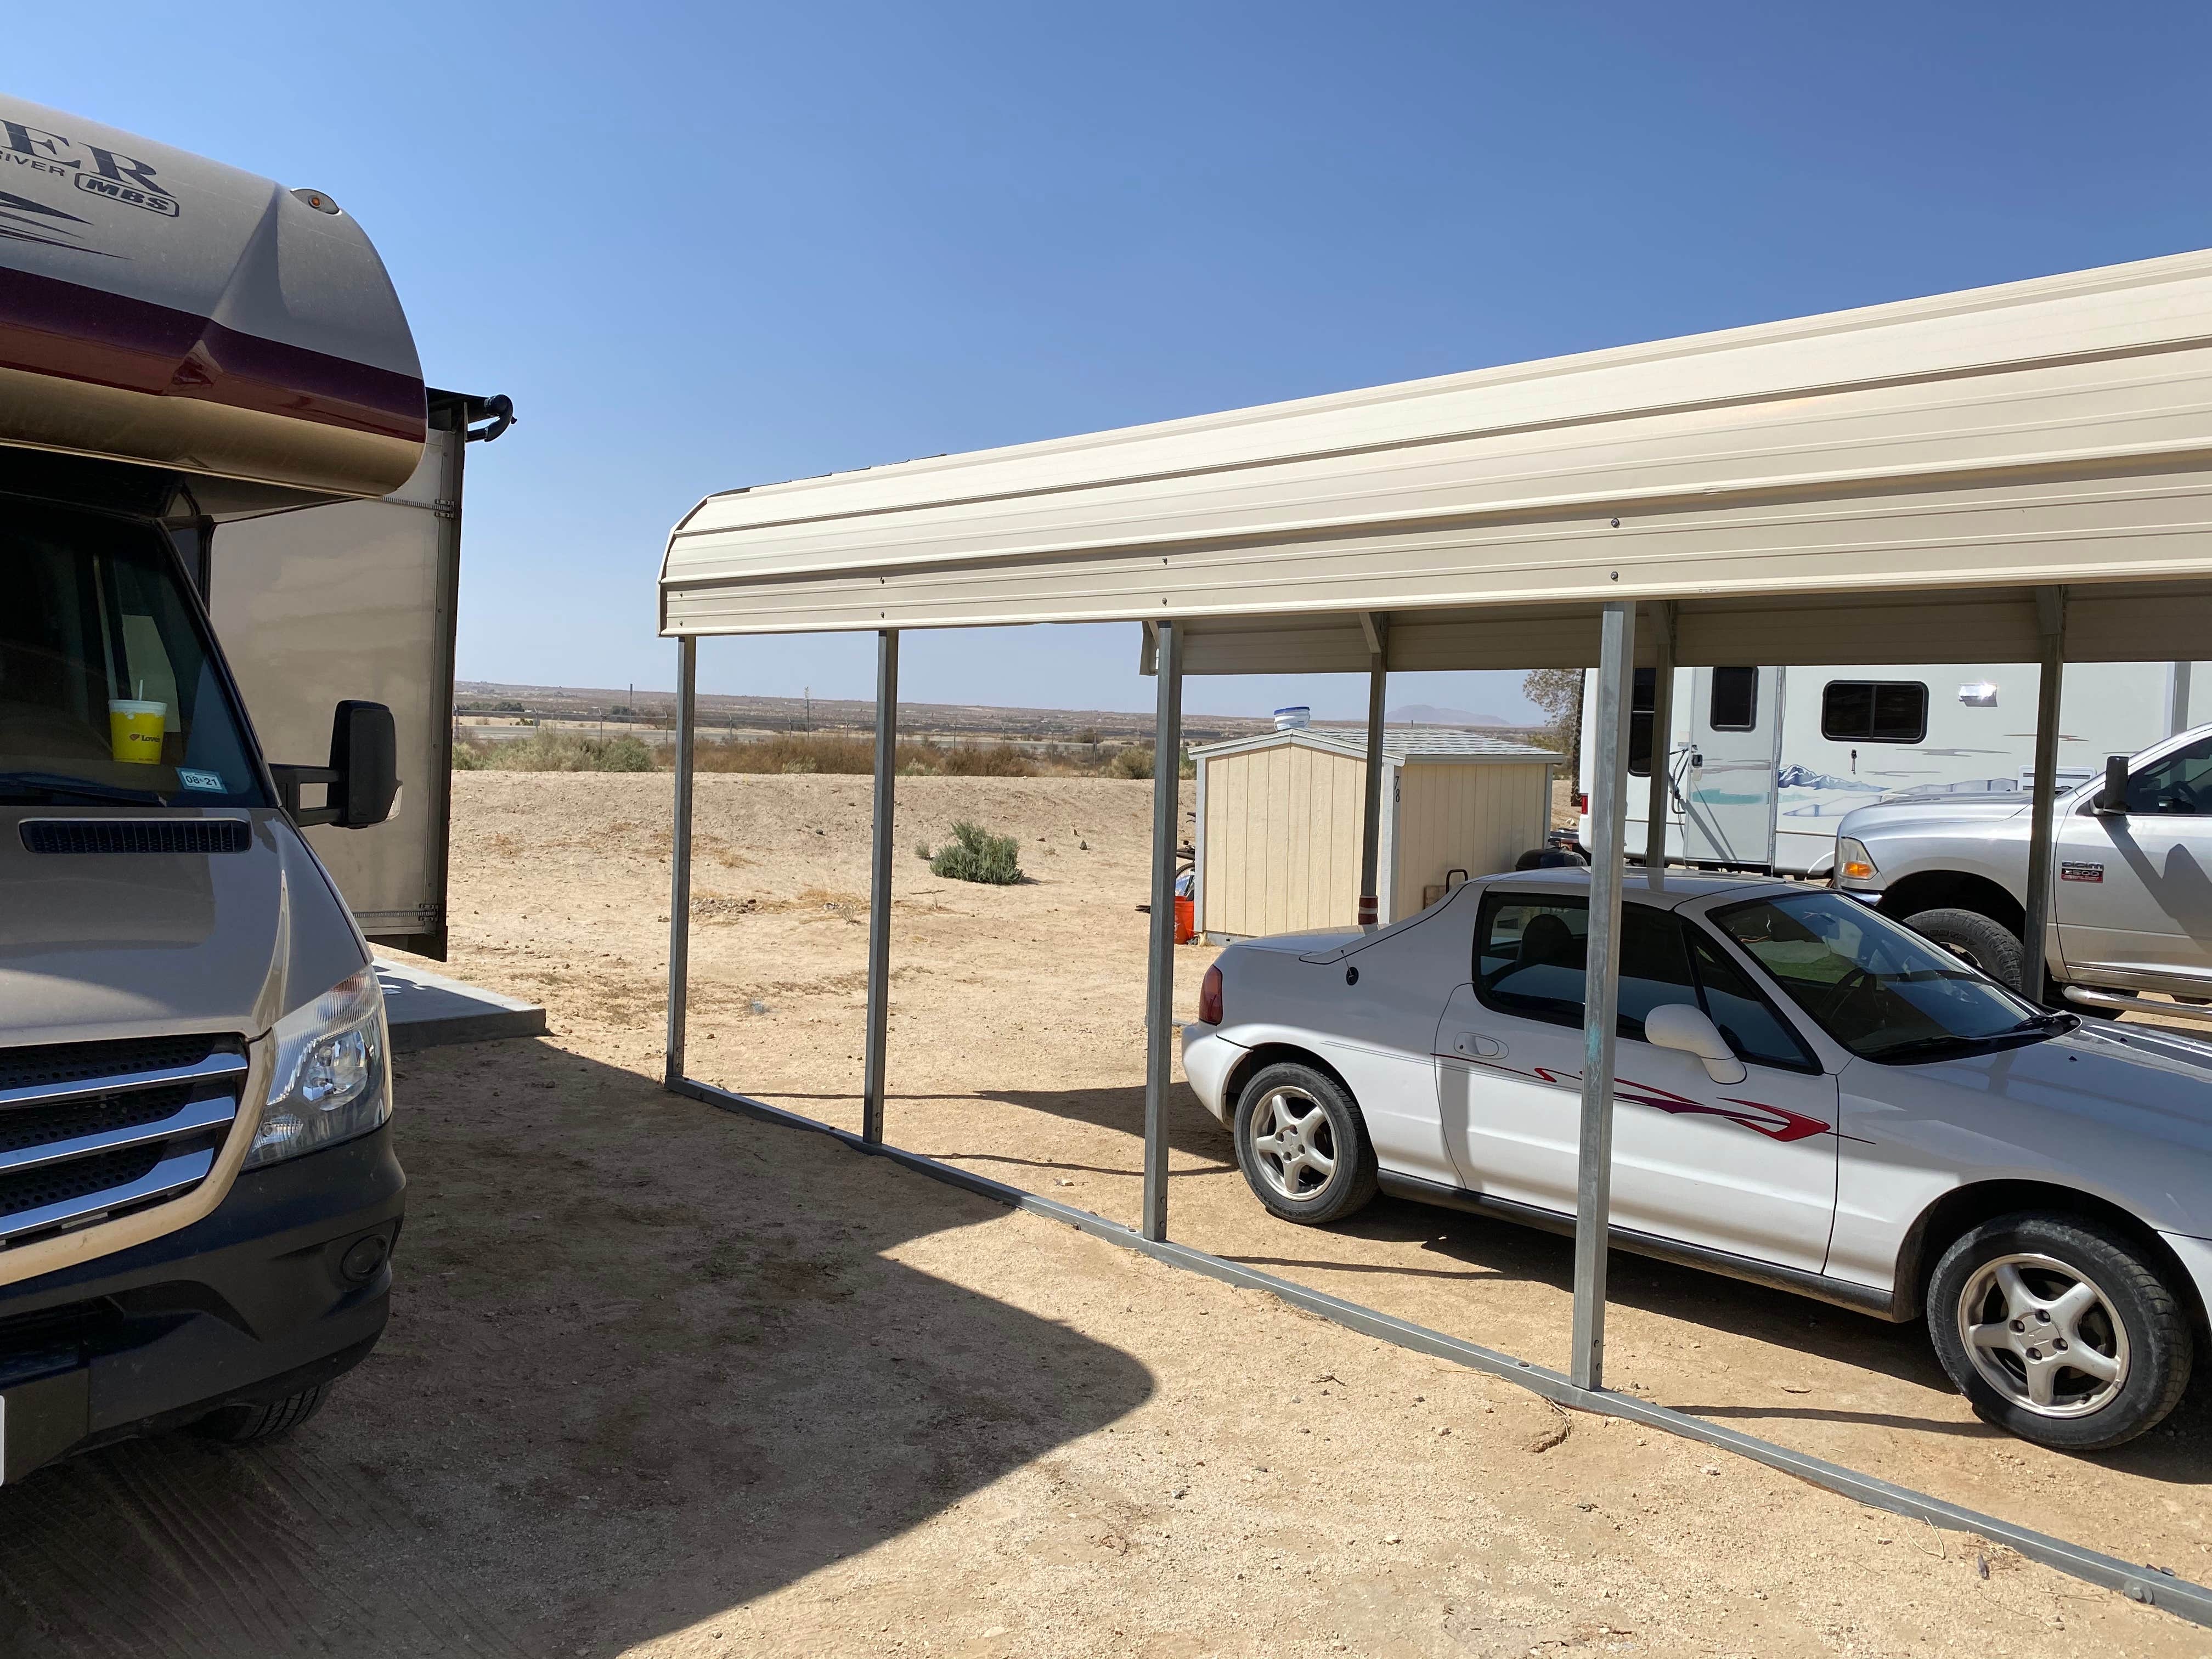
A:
[[654, 247, 2212, 1620]]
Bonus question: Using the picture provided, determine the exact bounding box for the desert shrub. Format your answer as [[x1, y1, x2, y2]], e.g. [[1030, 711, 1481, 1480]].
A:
[[478, 732, 658, 772], [1105, 744, 1154, 780], [450, 742, 489, 771], [928, 820, 1023, 884], [935, 742, 1036, 777]]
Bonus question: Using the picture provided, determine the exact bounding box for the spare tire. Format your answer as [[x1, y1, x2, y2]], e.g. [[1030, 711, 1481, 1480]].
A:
[[1902, 907, 2023, 991], [1514, 847, 1588, 871]]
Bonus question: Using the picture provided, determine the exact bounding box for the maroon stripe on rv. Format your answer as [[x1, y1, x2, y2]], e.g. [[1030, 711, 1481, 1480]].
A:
[[0, 265, 425, 443]]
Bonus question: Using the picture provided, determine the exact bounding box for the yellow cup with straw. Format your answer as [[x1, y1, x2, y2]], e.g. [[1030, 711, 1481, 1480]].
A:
[[109, 680, 166, 765]]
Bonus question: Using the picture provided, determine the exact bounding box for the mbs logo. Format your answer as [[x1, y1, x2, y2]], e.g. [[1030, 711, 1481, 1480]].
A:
[[3, 117, 180, 219]]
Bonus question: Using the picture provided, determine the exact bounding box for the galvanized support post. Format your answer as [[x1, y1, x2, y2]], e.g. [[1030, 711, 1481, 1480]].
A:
[[861, 629, 900, 1143], [2171, 662, 2195, 738], [664, 635, 697, 1089], [1358, 625, 1389, 928], [1570, 599, 1637, 1391], [1142, 619, 1184, 1243], [1644, 602, 1674, 887], [2021, 588, 2068, 1002]]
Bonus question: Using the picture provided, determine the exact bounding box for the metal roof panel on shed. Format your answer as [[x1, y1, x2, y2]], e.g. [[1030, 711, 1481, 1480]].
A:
[[1189, 725, 1556, 764]]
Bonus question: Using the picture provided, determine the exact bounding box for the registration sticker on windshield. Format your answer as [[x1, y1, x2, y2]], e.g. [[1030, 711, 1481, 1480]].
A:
[[176, 769, 225, 793], [2061, 861, 2104, 883]]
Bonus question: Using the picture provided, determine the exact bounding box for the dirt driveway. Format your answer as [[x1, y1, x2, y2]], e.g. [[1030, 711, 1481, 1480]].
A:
[[2, 770, 2205, 1655]]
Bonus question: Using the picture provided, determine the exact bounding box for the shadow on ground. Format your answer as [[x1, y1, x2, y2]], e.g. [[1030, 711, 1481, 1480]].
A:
[[0, 1037, 1156, 1658]]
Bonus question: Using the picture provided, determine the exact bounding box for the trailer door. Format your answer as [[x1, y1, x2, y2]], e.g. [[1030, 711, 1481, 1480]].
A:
[[1682, 667, 1782, 868], [208, 421, 462, 958]]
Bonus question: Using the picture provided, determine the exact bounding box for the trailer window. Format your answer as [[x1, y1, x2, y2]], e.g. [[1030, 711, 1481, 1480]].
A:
[[1628, 668, 1656, 777], [0, 500, 267, 808], [1821, 681, 1928, 744], [1708, 667, 1758, 731]]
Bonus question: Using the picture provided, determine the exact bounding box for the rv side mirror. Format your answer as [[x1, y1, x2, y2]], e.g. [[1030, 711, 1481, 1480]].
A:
[[272, 701, 399, 829], [2096, 753, 2130, 816], [329, 700, 399, 827]]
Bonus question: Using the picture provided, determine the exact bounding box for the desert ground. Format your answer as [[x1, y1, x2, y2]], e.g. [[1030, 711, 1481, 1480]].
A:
[[2, 769, 2207, 1656]]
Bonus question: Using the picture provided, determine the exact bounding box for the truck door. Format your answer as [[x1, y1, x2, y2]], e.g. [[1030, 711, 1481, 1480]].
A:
[[208, 421, 464, 959], [1682, 667, 1782, 868], [2054, 732, 2212, 990]]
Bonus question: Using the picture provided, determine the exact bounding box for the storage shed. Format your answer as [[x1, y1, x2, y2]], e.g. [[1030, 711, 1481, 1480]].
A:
[[1191, 724, 1555, 940]]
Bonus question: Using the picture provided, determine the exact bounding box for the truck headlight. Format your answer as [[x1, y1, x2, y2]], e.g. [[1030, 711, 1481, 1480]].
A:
[[245, 967, 391, 1169], [1836, 837, 1878, 884]]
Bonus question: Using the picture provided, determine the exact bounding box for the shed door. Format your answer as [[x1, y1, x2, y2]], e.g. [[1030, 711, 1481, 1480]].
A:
[[1682, 667, 1781, 867]]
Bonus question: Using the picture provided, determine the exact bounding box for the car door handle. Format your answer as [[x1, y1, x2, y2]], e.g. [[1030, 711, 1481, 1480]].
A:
[[1450, 1033, 1504, 1059]]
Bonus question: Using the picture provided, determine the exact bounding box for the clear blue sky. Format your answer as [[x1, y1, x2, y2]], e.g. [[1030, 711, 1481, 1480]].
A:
[[18, 5, 2212, 721]]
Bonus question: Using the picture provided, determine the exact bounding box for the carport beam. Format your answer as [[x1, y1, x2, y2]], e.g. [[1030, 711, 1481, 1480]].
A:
[[1571, 599, 1636, 1392], [2021, 588, 2067, 1000], [1358, 622, 1388, 927], [1645, 602, 1674, 883], [1142, 619, 1184, 1243], [664, 634, 697, 1088], [862, 629, 899, 1143]]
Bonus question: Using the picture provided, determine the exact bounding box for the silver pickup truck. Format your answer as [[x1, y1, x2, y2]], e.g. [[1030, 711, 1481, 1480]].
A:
[[1833, 724, 2212, 1021]]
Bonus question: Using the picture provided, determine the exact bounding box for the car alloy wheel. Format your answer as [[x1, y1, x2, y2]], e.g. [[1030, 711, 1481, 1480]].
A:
[[1955, 1252, 2129, 1418], [1248, 1083, 1338, 1201]]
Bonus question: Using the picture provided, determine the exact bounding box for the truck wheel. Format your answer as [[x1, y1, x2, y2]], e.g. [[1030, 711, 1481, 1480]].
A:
[[1233, 1062, 1379, 1226], [1927, 1214, 2191, 1452], [193, 1384, 331, 1446], [1902, 907, 2022, 989]]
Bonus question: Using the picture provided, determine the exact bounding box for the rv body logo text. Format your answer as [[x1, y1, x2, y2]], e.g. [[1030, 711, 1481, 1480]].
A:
[[75, 172, 177, 217]]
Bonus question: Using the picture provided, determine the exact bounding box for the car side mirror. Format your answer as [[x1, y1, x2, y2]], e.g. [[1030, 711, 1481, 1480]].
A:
[[1643, 1002, 1746, 1085], [2095, 753, 2129, 816], [272, 701, 399, 829]]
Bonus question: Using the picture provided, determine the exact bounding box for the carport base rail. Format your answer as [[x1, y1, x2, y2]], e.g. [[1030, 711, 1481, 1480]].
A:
[[670, 1075, 2211, 1630]]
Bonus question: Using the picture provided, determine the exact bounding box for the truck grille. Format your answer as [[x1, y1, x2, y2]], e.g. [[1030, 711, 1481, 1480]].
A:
[[0, 1035, 247, 1248]]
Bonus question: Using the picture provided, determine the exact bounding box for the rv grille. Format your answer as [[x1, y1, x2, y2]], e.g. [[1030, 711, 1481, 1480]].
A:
[[20, 820, 251, 855], [0, 1035, 245, 1246]]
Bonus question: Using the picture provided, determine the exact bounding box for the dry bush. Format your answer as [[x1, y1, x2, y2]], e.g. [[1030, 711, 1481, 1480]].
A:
[[467, 732, 659, 772], [690, 731, 1038, 777], [924, 820, 1024, 884]]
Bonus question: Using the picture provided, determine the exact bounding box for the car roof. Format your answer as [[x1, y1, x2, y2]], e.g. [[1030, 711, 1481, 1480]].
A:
[[1470, 865, 1779, 910]]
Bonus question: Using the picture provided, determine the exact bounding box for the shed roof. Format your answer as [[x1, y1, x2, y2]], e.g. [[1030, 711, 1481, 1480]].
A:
[[661, 247, 2212, 668], [1189, 725, 1557, 764]]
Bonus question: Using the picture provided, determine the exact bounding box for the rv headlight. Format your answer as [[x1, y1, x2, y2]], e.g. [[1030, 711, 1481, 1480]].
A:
[[245, 967, 391, 1169], [1836, 836, 1878, 884]]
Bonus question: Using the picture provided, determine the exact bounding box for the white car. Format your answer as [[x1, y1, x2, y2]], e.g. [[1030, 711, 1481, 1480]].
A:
[[1183, 868, 2212, 1451]]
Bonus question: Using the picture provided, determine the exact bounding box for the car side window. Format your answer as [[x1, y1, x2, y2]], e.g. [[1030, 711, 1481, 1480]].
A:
[[1473, 894, 1699, 1040], [2124, 735, 2212, 816], [1686, 926, 1821, 1073]]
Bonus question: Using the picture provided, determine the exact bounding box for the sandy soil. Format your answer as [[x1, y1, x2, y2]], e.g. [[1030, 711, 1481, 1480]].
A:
[[1, 770, 2204, 1656]]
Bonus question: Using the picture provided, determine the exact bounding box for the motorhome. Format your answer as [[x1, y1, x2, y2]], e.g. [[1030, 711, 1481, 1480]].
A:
[[1577, 661, 2211, 875], [0, 95, 481, 1480]]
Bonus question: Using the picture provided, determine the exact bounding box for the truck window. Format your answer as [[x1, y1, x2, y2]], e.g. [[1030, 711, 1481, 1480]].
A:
[[0, 500, 266, 808], [2124, 734, 2212, 815], [1709, 667, 1758, 731], [1820, 680, 1928, 743]]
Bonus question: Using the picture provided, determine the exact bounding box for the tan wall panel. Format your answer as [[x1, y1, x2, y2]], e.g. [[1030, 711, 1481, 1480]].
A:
[[1391, 763, 1550, 922], [1198, 743, 1369, 936]]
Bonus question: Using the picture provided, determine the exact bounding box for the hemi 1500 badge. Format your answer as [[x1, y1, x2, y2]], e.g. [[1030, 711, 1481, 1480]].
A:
[[2061, 861, 2104, 883]]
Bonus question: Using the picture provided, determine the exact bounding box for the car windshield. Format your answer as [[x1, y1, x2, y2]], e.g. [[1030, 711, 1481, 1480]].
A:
[[1708, 890, 2064, 1064], [0, 501, 266, 808]]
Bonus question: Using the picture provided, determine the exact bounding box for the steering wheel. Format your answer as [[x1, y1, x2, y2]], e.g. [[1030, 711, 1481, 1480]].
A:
[[2170, 779, 2200, 814], [1815, 964, 1877, 1020]]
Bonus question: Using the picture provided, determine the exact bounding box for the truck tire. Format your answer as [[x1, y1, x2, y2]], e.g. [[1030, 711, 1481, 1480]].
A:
[[1232, 1062, 1379, 1226], [1926, 1214, 2192, 1452], [1901, 907, 2022, 989], [193, 1384, 331, 1446]]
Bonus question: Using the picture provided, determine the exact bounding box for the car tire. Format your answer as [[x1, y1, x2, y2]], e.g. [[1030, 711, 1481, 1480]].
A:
[[1902, 907, 2023, 990], [1232, 1062, 1379, 1226], [193, 1384, 331, 1446], [1926, 1214, 2192, 1452]]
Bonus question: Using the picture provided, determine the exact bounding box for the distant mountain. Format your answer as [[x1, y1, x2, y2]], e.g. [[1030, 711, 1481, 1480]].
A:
[[1387, 703, 1519, 728]]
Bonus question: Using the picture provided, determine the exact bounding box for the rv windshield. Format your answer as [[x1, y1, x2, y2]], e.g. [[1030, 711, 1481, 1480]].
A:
[[0, 501, 267, 809]]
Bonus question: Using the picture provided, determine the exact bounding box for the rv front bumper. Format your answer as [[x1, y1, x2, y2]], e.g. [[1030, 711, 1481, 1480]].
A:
[[0, 1121, 403, 1483]]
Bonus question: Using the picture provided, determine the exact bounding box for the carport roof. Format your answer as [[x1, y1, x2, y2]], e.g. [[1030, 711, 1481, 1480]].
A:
[[661, 247, 2212, 668]]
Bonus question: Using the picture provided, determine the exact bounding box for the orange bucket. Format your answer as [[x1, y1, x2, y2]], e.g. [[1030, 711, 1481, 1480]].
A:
[[1174, 895, 1195, 944]]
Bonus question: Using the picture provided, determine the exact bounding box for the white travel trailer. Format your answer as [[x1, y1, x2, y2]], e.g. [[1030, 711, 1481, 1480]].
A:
[[1578, 661, 2212, 875]]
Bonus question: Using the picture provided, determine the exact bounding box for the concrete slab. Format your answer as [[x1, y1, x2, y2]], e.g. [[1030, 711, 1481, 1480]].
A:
[[374, 957, 546, 1052]]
